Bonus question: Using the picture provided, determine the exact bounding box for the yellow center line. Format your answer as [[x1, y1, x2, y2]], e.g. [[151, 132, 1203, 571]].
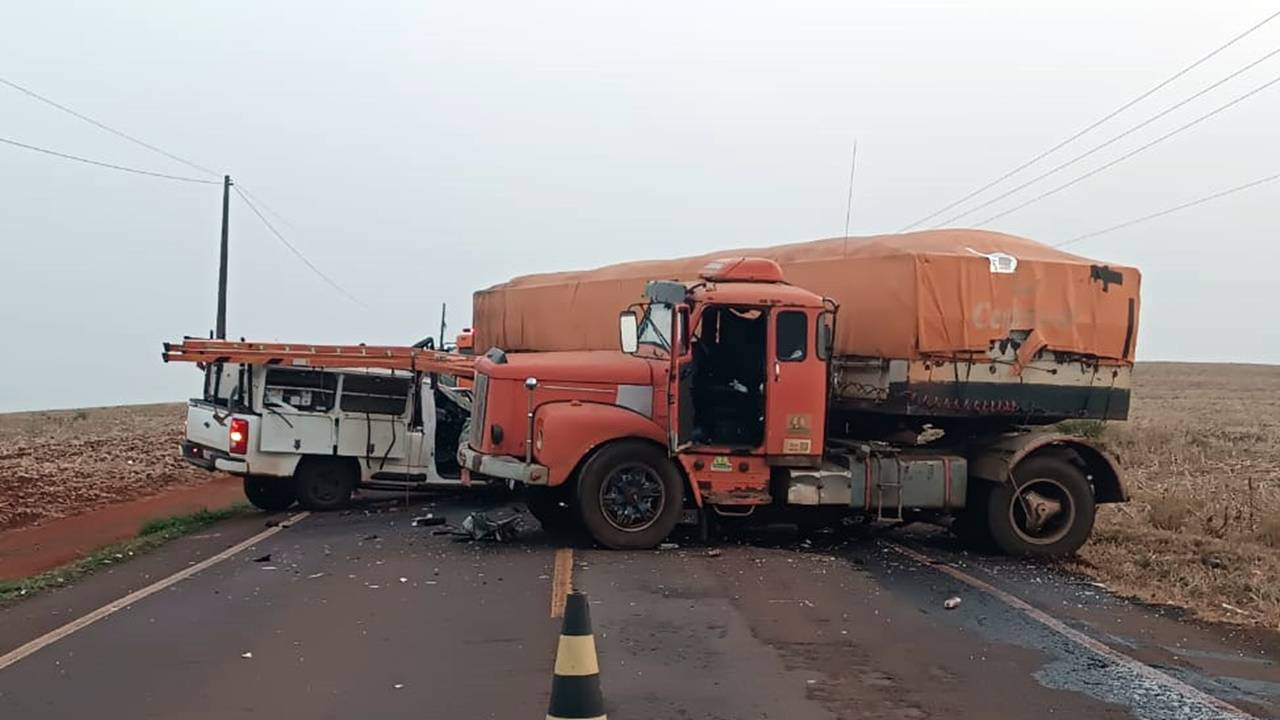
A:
[[550, 547, 574, 618]]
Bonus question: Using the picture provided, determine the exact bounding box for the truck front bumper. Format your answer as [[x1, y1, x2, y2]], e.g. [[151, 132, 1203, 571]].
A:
[[458, 446, 549, 485], [180, 441, 249, 474]]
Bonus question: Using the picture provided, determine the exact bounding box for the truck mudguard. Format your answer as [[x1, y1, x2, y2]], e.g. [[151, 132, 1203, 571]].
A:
[[968, 432, 1126, 503], [532, 401, 668, 488]]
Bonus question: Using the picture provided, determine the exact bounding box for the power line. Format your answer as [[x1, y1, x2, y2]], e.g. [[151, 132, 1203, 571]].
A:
[[1056, 171, 1280, 248], [235, 183, 298, 231], [233, 185, 366, 307], [0, 135, 220, 184], [0, 74, 221, 178], [935, 43, 1280, 227], [897, 7, 1280, 231], [973, 69, 1280, 227]]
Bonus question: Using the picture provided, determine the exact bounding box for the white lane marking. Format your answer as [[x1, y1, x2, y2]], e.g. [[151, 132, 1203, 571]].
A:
[[887, 542, 1256, 720], [0, 511, 310, 672]]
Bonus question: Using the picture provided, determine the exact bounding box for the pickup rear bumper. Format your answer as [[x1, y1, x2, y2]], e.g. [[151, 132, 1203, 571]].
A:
[[457, 445, 549, 485], [181, 441, 249, 474]]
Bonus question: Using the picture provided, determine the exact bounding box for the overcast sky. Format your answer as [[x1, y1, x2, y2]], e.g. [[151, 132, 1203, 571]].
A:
[[2, 1, 1278, 412]]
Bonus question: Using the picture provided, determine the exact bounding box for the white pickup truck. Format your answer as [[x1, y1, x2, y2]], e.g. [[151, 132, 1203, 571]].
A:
[[181, 361, 472, 511]]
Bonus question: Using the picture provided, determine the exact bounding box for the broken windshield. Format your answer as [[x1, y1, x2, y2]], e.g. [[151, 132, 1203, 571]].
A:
[[637, 303, 673, 352]]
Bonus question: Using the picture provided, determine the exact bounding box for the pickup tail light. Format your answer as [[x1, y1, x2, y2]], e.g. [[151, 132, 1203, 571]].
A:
[[228, 418, 249, 455]]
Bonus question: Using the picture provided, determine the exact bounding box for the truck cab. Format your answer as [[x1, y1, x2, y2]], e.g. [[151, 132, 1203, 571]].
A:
[[184, 361, 471, 511], [460, 257, 1121, 556]]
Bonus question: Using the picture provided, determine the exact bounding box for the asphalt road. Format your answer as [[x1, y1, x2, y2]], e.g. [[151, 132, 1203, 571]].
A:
[[1, 494, 1277, 719]]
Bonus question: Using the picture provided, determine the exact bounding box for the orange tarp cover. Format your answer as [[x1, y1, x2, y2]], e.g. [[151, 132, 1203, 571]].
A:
[[473, 230, 1141, 363]]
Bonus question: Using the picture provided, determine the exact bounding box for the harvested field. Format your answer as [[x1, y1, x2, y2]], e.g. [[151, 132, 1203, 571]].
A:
[[1072, 362, 1280, 629], [0, 403, 214, 530]]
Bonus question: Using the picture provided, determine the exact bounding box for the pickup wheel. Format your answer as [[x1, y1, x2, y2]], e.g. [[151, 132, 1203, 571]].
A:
[[525, 485, 577, 535], [243, 476, 296, 512], [294, 458, 356, 511], [986, 456, 1095, 558], [575, 441, 684, 550]]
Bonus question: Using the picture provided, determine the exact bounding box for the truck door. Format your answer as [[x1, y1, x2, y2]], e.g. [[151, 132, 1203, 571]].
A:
[[668, 305, 694, 450], [764, 308, 827, 462]]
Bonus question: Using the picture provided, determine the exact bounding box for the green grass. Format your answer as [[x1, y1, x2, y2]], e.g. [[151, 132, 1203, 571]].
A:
[[1054, 418, 1110, 440], [0, 504, 248, 603]]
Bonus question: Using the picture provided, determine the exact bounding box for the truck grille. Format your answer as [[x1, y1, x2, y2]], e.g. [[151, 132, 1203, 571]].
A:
[[469, 373, 488, 448]]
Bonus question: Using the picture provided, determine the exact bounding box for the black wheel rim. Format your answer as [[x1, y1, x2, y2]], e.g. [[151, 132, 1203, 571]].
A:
[[1008, 477, 1075, 546], [311, 469, 343, 503], [599, 463, 665, 532]]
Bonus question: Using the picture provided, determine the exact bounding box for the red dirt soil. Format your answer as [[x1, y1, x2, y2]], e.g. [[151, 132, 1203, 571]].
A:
[[0, 474, 244, 580]]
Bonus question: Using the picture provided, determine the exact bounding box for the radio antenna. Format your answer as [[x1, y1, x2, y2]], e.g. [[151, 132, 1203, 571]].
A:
[[843, 139, 859, 238]]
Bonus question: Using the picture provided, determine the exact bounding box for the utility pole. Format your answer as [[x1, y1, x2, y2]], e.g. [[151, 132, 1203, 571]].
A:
[[438, 302, 447, 349], [215, 175, 232, 339]]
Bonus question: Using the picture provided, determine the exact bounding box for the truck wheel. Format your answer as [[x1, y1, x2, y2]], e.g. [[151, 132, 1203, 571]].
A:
[[294, 458, 356, 511], [575, 441, 684, 550], [986, 456, 1095, 558], [526, 485, 577, 534], [243, 476, 296, 512]]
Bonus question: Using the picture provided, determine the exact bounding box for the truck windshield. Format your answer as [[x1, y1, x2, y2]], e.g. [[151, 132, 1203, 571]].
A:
[[637, 303, 673, 351]]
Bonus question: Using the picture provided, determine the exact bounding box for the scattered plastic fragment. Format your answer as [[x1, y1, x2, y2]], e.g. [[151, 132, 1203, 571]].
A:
[[240, 652, 253, 659], [944, 596, 962, 610]]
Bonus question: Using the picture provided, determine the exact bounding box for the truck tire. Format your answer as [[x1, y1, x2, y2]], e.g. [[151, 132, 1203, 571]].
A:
[[575, 440, 684, 550], [243, 476, 296, 512], [294, 458, 356, 511], [525, 485, 577, 535], [986, 456, 1095, 558]]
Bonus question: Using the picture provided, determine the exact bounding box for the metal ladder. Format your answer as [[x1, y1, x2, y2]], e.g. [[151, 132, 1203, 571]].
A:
[[875, 460, 905, 522]]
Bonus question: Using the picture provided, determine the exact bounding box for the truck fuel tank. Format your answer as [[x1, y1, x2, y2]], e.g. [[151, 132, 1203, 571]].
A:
[[785, 446, 967, 517]]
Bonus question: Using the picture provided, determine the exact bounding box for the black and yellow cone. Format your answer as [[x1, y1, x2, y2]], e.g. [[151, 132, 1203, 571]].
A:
[[547, 591, 606, 720]]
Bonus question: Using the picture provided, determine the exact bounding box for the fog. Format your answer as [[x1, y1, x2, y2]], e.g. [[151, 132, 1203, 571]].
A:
[[3, 0, 1278, 411]]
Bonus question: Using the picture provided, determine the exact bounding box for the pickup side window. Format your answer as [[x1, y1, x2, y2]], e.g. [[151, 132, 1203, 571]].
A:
[[340, 373, 412, 415], [264, 368, 337, 413], [204, 362, 242, 408]]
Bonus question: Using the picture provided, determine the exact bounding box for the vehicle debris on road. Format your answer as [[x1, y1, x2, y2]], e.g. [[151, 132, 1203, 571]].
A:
[[432, 510, 527, 542]]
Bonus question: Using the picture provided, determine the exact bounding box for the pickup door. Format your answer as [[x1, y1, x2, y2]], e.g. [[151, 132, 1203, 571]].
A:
[[186, 401, 230, 452]]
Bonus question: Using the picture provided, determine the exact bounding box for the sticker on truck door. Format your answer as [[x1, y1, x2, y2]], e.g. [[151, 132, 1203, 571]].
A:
[[711, 456, 733, 472], [782, 438, 812, 454]]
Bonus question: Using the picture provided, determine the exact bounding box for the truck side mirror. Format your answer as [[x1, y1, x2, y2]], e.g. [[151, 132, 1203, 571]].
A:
[[619, 311, 639, 354]]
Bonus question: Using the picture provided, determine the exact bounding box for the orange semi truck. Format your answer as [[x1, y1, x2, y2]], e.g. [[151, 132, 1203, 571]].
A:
[[459, 231, 1138, 557]]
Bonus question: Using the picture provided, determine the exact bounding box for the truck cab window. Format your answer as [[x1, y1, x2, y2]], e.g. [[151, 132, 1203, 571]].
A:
[[776, 310, 807, 362], [637, 303, 673, 351]]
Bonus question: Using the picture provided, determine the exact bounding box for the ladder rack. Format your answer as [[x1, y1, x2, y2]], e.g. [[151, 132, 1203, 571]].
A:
[[162, 338, 476, 378]]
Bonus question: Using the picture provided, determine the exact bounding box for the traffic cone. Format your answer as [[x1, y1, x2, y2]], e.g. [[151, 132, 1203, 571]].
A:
[[546, 591, 606, 720]]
